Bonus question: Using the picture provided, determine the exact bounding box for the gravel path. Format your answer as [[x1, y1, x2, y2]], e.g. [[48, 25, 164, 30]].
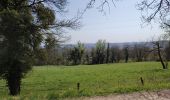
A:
[[76, 90, 170, 100]]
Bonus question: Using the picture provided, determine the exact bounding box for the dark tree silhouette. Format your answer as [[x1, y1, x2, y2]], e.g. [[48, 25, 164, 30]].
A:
[[110, 47, 117, 63], [106, 43, 110, 63], [0, 0, 79, 95], [151, 41, 168, 69], [123, 46, 129, 63]]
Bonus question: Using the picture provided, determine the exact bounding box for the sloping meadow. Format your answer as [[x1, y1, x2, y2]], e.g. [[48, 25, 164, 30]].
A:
[[1, 62, 170, 99]]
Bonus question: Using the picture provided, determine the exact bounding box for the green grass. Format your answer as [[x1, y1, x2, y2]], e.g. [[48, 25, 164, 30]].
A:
[[1, 62, 170, 99]]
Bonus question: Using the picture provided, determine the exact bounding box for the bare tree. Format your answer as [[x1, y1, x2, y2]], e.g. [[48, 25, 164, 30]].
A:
[[133, 43, 147, 62], [110, 46, 117, 63], [149, 36, 168, 69]]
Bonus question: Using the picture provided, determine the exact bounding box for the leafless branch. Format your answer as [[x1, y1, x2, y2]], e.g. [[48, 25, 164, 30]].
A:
[[78, 0, 117, 18], [137, 0, 170, 24]]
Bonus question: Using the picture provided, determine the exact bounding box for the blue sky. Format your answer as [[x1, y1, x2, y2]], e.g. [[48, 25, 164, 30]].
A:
[[63, 0, 163, 44]]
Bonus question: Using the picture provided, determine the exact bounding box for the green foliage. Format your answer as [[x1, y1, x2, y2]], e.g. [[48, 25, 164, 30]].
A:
[[0, 8, 39, 95], [69, 42, 85, 65], [0, 0, 72, 95], [34, 48, 48, 65], [36, 5, 55, 29], [95, 40, 106, 64], [0, 9, 34, 77]]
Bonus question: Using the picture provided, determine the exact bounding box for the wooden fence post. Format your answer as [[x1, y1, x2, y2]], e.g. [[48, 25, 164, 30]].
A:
[[140, 77, 144, 86], [77, 83, 80, 91]]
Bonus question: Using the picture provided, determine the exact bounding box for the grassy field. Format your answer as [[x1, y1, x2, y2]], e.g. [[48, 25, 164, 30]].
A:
[[1, 62, 170, 99]]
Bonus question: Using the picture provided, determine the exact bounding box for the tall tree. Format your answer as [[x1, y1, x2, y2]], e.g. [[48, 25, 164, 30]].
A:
[[165, 42, 170, 61], [110, 47, 116, 63], [133, 44, 147, 62], [44, 34, 58, 65], [69, 42, 85, 65], [123, 46, 129, 63], [91, 48, 97, 64], [0, 0, 78, 95], [150, 37, 168, 69], [114, 47, 123, 63], [106, 43, 110, 63], [95, 40, 106, 64]]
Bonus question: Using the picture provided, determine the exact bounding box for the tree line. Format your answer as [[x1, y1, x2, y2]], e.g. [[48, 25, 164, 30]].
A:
[[34, 39, 170, 66]]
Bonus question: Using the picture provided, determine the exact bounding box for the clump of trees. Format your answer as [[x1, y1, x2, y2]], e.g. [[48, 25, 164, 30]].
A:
[[68, 42, 85, 65]]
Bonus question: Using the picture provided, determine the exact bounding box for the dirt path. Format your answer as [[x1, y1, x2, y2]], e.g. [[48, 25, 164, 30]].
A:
[[74, 90, 170, 100]]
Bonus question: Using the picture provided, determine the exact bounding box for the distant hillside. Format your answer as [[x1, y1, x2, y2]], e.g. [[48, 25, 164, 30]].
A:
[[62, 41, 169, 49]]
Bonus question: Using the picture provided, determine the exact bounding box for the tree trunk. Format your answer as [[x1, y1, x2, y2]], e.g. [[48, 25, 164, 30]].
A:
[[125, 55, 128, 63], [7, 62, 22, 96], [157, 44, 166, 69], [7, 72, 21, 95], [106, 43, 110, 63]]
